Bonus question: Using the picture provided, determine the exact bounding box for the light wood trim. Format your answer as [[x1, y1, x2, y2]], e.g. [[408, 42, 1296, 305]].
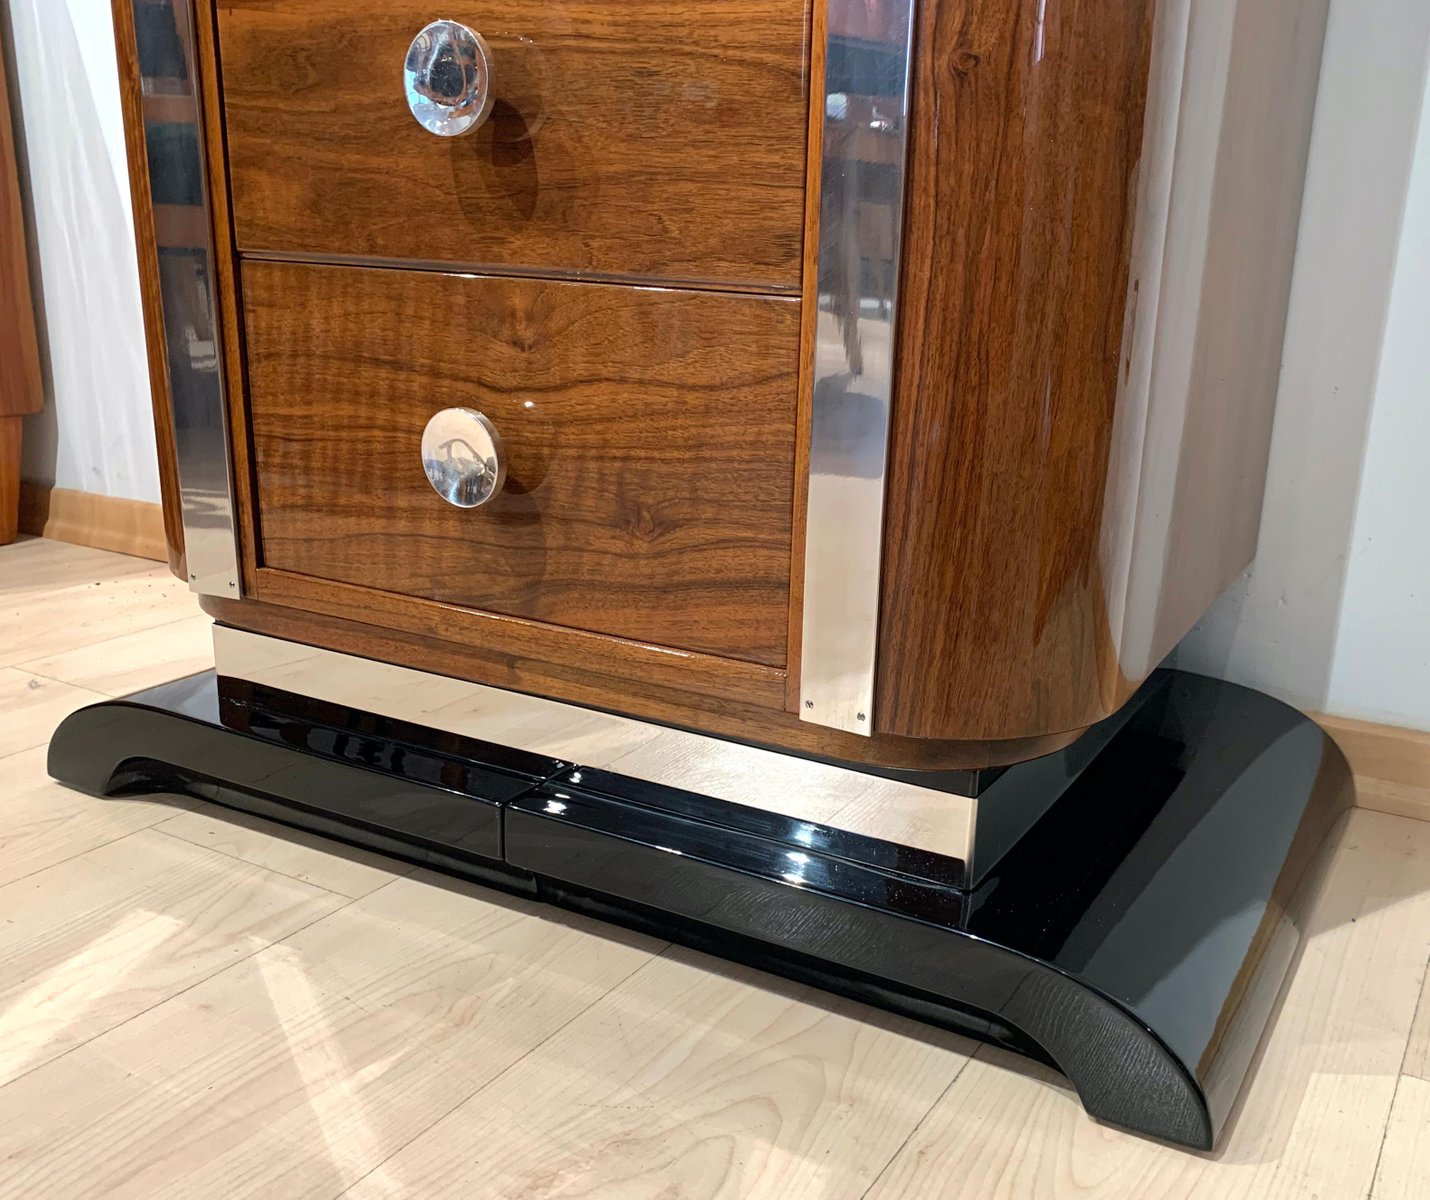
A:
[[1318, 713, 1430, 823], [18, 483, 167, 562]]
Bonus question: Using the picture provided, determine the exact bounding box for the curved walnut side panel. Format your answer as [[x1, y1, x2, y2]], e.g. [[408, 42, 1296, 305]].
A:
[[111, 0, 186, 578], [876, 0, 1330, 743]]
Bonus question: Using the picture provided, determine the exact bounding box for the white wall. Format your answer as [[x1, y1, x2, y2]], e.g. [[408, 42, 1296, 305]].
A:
[[7, 0, 160, 503], [1323, 68, 1430, 730], [1177, 0, 1430, 731]]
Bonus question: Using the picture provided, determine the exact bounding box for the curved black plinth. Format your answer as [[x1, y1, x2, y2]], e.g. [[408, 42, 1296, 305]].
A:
[[48, 669, 1351, 1150]]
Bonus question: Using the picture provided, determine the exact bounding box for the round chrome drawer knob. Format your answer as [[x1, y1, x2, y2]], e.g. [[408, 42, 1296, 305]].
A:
[[421, 408, 507, 508], [403, 20, 494, 137]]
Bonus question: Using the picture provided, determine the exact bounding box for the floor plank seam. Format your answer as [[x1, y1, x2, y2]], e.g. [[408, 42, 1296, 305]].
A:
[[8, 538, 1429, 1194], [1367, 1071, 1406, 1200], [0, 882, 361, 1099], [152, 824, 387, 901], [330, 943, 672, 1200], [12, 614, 212, 695], [0, 807, 193, 890], [1398, 953, 1430, 1081], [855, 1047, 975, 1200]]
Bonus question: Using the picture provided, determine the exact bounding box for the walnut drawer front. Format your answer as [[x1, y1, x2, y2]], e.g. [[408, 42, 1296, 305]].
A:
[[215, 1, 811, 290], [241, 261, 800, 668]]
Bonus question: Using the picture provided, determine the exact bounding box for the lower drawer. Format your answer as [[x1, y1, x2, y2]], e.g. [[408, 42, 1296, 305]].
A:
[[241, 261, 801, 667]]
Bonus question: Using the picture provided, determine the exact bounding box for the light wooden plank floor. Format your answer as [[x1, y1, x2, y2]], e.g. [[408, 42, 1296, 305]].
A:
[[2, 536, 1429, 1199]]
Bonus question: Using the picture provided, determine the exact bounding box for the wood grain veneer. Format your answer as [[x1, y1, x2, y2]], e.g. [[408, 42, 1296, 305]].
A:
[[201, 589, 1081, 771], [0, 40, 39, 419], [873, 0, 1330, 744], [214, 0, 810, 290], [110, 0, 1333, 767], [111, 0, 187, 578], [243, 261, 800, 667], [1, 34, 41, 547]]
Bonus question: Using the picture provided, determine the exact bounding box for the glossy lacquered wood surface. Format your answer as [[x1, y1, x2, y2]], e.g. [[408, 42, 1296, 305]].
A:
[[201, 589, 1081, 772], [243, 261, 799, 667], [1, 31, 41, 546], [110, 0, 187, 579], [875, 0, 1329, 743], [45, 663, 1353, 1150], [0, 421, 21, 546], [214, 0, 810, 290], [0, 41, 40, 427]]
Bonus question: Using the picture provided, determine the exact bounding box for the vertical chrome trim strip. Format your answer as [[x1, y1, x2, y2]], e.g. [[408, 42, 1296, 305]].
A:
[[798, 2, 918, 734], [130, 0, 240, 596]]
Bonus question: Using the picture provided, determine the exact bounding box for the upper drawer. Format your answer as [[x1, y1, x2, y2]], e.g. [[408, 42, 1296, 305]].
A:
[[215, 1, 812, 290]]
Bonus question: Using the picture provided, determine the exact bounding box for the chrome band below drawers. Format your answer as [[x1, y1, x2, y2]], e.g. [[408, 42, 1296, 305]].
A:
[[212, 626, 980, 870]]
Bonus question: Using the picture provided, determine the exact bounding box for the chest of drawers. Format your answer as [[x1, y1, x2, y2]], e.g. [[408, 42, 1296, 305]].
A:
[[115, 0, 1326, 768], [59, 0, 1353, 1152]]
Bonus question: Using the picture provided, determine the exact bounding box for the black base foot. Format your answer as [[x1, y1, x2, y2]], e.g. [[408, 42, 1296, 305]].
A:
[[48, 669, 1350, 1150]]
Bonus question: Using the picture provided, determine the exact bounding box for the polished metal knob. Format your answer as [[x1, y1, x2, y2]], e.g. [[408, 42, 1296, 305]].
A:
[[422, 408, 507, 508], [403, 20, 494, 137]]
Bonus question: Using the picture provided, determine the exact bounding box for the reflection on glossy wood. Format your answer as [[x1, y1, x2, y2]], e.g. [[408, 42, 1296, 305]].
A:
[[0, 52, 39, 391], [243, 261, 800, 667], [878, 0, 1154, 743], [1, 41, 40, 548], [204, 587, 1081, 771], [109, 0, 186, 577], [876, 0, 1330, 744], [0, 45, 40, 434], [246, 568, 791, 711], [214, 0, 810, 289], [0, 420, 19, 546]]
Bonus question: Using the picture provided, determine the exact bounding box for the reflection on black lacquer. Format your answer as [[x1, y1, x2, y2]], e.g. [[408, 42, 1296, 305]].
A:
[[48, 669, 1350, 1150]]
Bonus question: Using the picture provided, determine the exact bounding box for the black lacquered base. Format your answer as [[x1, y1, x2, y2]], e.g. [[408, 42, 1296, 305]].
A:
[[48, 670, 1350, 1150]]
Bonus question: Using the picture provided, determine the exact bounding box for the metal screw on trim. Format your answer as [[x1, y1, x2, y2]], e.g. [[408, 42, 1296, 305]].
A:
[[189, 573, 197, 581], [857, 713, 867, 722], [804, 700, 814, 710]]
